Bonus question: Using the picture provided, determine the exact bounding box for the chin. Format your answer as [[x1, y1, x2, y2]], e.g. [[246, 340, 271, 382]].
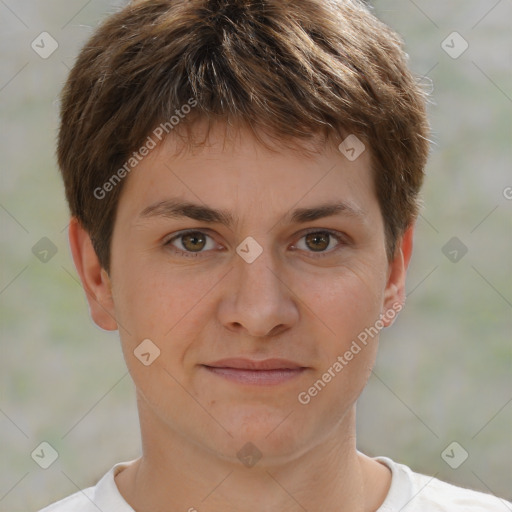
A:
[[206, 406, 312, 463]]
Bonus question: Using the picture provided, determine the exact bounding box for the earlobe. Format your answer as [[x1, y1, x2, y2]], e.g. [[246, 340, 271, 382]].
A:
[[68, 218, 118, 331], [381, 224, 415, 327]]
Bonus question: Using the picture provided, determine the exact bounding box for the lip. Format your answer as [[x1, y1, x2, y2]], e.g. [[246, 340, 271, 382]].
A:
[[204, 358, 305, 370], [202, 358, 308, 386]]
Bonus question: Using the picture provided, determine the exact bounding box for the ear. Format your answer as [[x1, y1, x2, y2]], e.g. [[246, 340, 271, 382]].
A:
[[68, 218, 118, 331], [381, 224, 414, 327]]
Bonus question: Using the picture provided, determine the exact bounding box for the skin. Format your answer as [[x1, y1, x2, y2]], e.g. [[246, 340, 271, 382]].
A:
[[70, 121, 414, 512]]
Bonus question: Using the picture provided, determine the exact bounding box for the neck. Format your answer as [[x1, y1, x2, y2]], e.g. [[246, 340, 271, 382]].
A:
[[116, 400, 390, 512]]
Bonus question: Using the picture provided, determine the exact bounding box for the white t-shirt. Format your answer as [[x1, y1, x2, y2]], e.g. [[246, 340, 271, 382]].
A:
[[39, 457, 511, 511]]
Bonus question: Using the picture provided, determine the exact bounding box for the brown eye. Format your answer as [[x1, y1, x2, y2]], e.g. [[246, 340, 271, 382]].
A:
[[304, 232, 331, 252], [181, 232, 207, 252], [167, 230, 216, 254], [293, 230, 344, 255]]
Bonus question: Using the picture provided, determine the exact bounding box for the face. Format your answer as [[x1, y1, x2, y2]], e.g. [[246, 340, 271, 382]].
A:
[[74, 122, 409, 464]]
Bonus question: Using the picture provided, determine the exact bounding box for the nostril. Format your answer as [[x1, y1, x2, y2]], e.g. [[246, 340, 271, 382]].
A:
[[267, 324, 286, 337]]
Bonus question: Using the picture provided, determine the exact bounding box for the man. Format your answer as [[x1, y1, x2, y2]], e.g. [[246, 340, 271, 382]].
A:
[[41, 0, 511, 510]]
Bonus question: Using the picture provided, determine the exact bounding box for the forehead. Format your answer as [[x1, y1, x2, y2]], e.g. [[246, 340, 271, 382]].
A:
[[115, 120, 378, 223]]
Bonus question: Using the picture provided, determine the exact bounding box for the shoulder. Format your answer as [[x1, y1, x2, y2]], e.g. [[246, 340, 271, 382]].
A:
[[376, 456, 511, 512], [37, 460, 136, 512], [408, 470, 510, 511], [37, 487, 96, 512]]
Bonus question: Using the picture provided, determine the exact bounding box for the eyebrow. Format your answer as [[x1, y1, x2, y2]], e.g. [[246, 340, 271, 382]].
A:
[[138, 198, 365, 227]]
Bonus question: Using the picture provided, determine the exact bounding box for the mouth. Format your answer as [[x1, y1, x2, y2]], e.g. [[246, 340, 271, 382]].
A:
[[201, 358, 308, 386]]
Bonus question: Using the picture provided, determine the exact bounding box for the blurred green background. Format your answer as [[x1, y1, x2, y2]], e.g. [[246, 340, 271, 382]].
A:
[[1, 1, 511, 510]]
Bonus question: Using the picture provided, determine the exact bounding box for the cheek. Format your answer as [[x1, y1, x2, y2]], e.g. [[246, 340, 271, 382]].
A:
[[293, 270, 384, 418], [110, 265, 207, 408], [110, 258, 224, 348], [302, 266, 386, 343]]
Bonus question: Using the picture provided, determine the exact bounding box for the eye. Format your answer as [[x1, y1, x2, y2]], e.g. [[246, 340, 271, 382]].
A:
[[165, 230, 218, 255], [293, 230, 345, 255]]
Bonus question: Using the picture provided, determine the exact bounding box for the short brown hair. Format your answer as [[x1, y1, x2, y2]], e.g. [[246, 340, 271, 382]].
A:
[[58, 0, 430, 272]]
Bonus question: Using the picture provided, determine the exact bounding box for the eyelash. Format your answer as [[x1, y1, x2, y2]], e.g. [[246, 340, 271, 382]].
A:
[[164, 228, 347, 258]]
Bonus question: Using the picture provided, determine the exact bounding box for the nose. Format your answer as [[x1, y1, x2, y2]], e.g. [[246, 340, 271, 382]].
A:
[[217, 244, 299, 338]]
